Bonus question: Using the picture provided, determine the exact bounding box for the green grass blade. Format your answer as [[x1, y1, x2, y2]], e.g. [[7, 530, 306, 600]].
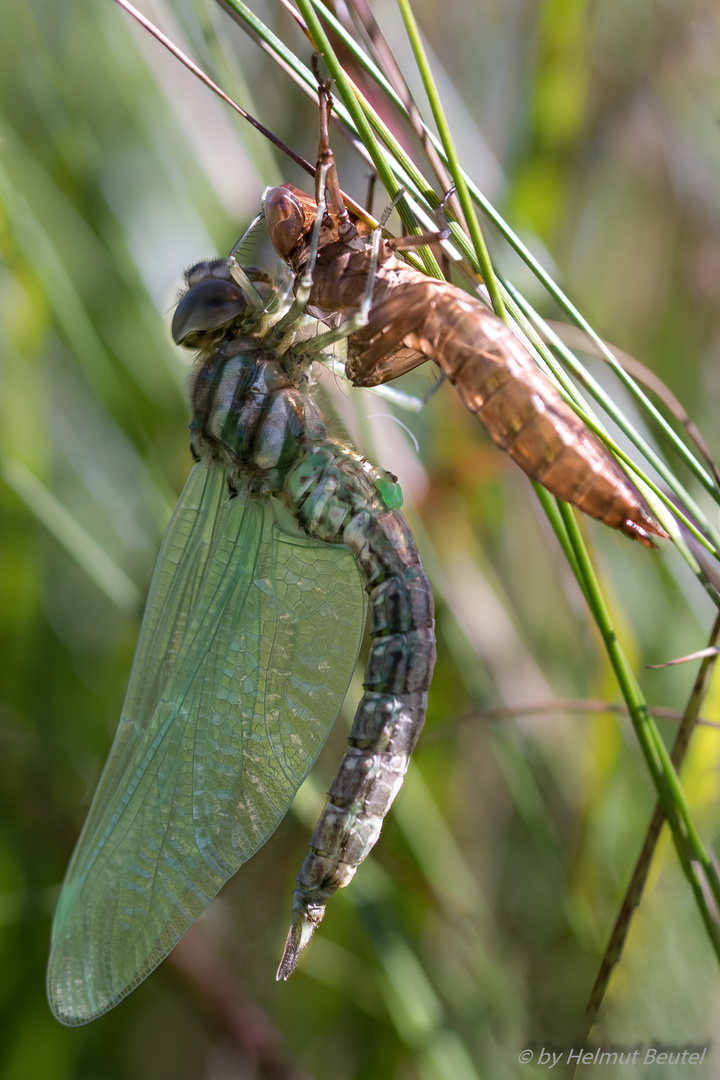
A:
[[395, 0, 506, 321], [2, 457, 142, 615]]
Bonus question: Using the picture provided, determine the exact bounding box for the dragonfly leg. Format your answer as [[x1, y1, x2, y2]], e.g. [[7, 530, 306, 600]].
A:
[[291, 226, 383, 358], [385, 226, 450, 254], [296, 159, 333, 306], [436, 184, 456, 223], [319, 356, 434, 414], [298, 74, 371, 306], [422, 371, 446, 404], [226, 212, 267, 309], [270, 158, 334, 336], [313, 68, 350, 222], [383, 186, 452, 278]]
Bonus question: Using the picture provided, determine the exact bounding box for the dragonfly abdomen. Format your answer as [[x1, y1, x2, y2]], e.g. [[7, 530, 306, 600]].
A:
[[277, 447, 436, 979]]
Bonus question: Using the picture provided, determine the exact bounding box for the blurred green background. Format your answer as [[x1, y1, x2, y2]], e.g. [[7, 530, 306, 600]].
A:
[[2, 0, 720, 1077]]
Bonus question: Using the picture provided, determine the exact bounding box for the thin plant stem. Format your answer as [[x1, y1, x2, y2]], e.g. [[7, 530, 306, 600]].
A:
[[586, 609, 720, 1023], [394, 0, 507, 320], [558, 503, 720, 966]]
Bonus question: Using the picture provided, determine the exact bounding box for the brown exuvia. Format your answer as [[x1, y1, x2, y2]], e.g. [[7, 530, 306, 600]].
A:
[[264, 83, 667, 549]]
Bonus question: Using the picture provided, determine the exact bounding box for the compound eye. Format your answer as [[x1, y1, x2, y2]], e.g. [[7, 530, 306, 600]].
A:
[[171, 279, 247, 346], [264, 186, 305, 262]]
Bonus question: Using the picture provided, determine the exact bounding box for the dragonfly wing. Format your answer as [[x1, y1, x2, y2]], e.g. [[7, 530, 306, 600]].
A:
[[48, 462, 366, 1024]]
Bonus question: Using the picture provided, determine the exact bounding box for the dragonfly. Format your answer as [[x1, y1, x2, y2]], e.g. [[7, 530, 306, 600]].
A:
[[46, 249, 435, 1024], [264, 80, 667, 549]]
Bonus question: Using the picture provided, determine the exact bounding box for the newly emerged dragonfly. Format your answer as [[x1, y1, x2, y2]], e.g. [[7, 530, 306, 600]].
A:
[[46, 253, 435, 1024], [265, 82, 667, 549]]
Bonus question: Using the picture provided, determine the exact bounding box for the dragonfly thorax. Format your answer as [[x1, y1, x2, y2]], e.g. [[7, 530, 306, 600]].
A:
[[181, 312, 327, 503]]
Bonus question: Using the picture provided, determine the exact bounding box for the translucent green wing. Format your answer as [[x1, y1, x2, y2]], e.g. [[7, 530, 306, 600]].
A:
[[47, 462, 366, 1025]]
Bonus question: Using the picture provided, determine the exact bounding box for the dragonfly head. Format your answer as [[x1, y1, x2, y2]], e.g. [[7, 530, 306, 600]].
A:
[[172, 262, 272, 349]]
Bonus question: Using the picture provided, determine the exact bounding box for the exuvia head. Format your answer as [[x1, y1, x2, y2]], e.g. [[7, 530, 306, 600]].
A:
[[263, 185, 309, 264]]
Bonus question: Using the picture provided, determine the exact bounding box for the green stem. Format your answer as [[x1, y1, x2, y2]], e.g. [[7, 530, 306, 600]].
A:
[[587, 610, 720, 1022], [395, 0, 506, 321], [560, 504, 720, 916]]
